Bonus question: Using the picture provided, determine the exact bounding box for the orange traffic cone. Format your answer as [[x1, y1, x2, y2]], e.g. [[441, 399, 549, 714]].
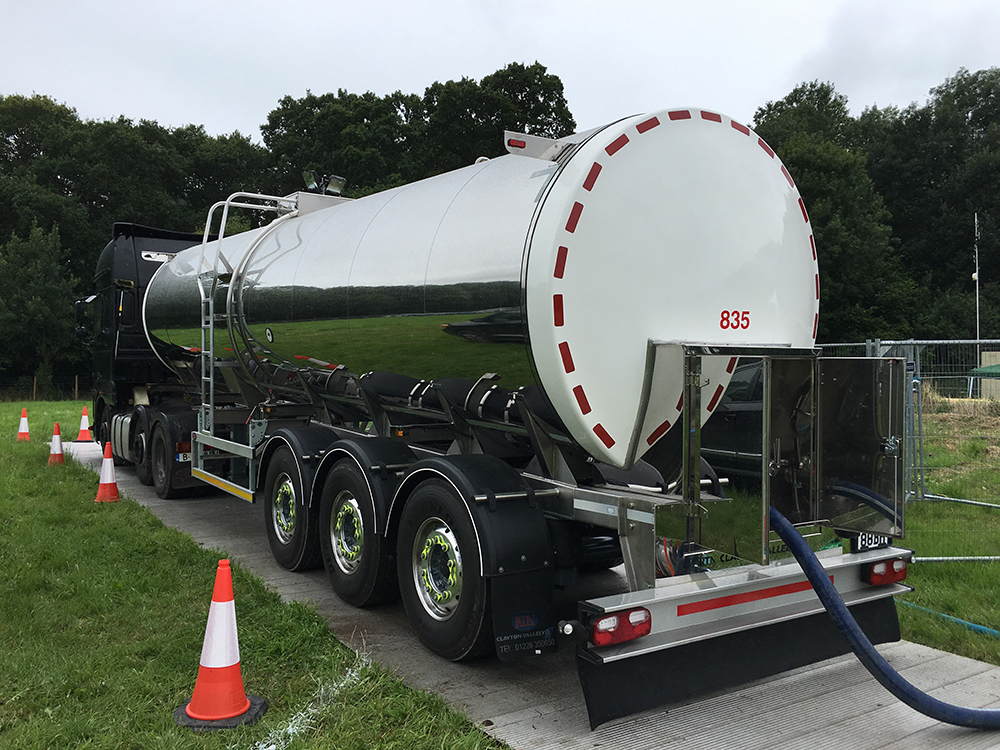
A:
[[48, 423, 64, 465], [75, 406, 92, 442], [174, 560, 267, 730], [16, 408, 29, 441], [94, 443, 119, 502]]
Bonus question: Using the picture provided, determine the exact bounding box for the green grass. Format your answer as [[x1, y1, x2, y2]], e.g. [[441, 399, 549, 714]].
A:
[[0, 401, 507, 749], [897, 405, 1000, 666]]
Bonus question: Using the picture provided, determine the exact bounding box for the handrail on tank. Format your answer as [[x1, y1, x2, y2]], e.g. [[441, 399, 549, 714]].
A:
[[193, 191, 299, 500]]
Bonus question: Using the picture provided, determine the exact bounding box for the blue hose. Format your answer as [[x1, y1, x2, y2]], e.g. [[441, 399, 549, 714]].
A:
[[769, 505, 1000, 729]]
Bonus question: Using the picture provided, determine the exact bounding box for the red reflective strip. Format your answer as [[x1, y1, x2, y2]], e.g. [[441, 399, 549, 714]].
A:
[[810, 235, 816, 260], [815, 274, 820, 300], [799, 198, 810, 223], [554, 245, 568, 278], [559, 342, 575, 373], [701, 111, 723, 123], [593, 423, 615, 448], [668, 110, 692, 121], [726, 357, 738, 374], [646, 419, 672, 446], [637, 116, 660, 133], [781, 164, 795, 188], [707, 384, 724, 411], [677, 576, 833, 616], [758, 138, 775, 158], [606, 134, 630, 155], [566, 202, 584, 233], [676, 393, 684, 411], [731, 120, 750, 136], [508, 138, 527, 149], [813, 313, 819, 339], [553, 294, 564, 326], [573, 385, 592, 415], [583, 162, 602, 191]]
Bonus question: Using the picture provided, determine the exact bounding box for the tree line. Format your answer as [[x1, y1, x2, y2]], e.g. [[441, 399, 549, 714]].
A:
[[0, 62, 997, 382]]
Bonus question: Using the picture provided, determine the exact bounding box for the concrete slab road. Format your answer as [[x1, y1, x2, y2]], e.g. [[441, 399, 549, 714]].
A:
[[68, 441, 1000, 750]]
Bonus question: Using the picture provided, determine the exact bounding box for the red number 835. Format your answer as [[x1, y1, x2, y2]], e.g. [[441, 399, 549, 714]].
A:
[[720, 310, 750, 330]]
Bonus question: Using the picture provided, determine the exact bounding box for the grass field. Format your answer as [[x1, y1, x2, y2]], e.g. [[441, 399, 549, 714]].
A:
[[4, 395, 1000, 745], [0, 401, 507, 749], [897, 398, 1000, 666]]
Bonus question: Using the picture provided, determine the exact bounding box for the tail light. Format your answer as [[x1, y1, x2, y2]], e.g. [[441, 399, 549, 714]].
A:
[[862, 558, 908, 586], [591, 607, 652, 647]]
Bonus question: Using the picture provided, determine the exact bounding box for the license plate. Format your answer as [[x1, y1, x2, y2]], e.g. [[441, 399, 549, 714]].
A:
[[851, 532, 891, 553]]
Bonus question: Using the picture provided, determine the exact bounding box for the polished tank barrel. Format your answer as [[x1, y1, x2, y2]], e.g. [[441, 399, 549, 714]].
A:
[[144, 107, 819, 468]]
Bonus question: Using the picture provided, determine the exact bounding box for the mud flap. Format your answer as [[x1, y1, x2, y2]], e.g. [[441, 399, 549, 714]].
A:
[[577, 597, 900, 728], [491, 568, 558, 661]]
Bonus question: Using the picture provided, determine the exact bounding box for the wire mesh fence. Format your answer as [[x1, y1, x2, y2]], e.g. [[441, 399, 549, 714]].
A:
[[821, 340, 1000, 496], [0, 375, 90, 402]]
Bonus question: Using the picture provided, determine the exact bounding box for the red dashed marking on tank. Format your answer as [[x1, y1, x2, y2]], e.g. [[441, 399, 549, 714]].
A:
[[593, 423, 615, 448], [637, 116, 660, 133], [555, 110, 818, 457], [646, 419, 672, 446], [566, 202, 584, 233], [558, 342, 575, 373], [707, 384, 725, 412], [606, 134, 630, 155], [554, 245, 568, 278]]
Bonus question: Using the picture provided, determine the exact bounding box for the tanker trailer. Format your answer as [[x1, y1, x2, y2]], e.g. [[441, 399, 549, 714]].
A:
[[95, 107, 911, 726]]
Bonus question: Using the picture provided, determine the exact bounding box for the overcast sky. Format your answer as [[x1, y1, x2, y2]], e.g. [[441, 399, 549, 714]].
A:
[[2, 0, 998, 142]]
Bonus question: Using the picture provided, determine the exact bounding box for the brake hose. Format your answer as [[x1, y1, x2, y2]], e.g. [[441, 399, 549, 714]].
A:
[[769, 505, 1000, 729]]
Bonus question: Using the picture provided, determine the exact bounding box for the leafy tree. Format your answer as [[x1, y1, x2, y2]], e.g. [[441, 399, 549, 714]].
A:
[[0, 226, 79, 375], [262, 61, 576, 193], [754, 82, 915, 342], [858, 68, 1000, 337]]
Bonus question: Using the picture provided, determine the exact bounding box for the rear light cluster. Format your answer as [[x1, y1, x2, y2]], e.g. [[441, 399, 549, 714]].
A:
[[591, 607, 652, 647], [862, 557, 908, 586]]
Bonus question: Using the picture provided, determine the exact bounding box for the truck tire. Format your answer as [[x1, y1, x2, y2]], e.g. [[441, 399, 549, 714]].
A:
[[151, 424, 181, 499], [396, 478, 492, 661], [133, 428, 153, 486], [263, 446, 321, 571], [319, 459, 398, 606]]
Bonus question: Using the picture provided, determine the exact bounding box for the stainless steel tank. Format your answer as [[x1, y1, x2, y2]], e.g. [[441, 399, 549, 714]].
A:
[[144, 107, 819, 468]]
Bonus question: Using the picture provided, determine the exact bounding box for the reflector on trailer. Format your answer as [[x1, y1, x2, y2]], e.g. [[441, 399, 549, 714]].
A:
[[862, 558, 908, 586], [507, 138, 527, 149], [591, 607, 651, 647]]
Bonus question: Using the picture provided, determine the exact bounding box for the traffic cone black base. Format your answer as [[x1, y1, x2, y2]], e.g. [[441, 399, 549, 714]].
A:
[[173, 694, 268, 732]]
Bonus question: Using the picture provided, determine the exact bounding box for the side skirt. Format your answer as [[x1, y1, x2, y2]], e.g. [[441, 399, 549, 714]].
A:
[[577, 597, 900, 729]]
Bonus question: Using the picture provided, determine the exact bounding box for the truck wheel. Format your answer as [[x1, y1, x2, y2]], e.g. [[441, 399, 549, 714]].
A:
[[263, 446, 321, 571], [151, 424, 180, 499], [396, 479, 492, 661], [133, 429, 153, 486], [319, 460, 398, 606]]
